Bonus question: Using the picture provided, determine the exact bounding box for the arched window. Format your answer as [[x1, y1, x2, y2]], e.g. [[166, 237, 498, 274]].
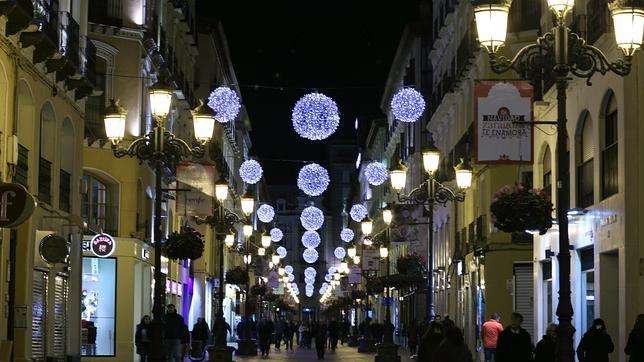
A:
[[39, 103, 56, 205], [59, 118, 74, 212], [82, 172, 118, 235], [601, 92, 618, 198], [15, 80, 35, 189], [542, 145, 552, 199], [577, 112, 594, 208]]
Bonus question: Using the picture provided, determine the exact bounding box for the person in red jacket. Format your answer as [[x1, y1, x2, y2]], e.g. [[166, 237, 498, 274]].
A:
[[481, 313, 504, 362]]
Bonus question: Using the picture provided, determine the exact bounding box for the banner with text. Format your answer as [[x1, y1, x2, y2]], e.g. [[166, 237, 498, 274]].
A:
[[475, 80, 533, 164], [176, 161, 216, 216]]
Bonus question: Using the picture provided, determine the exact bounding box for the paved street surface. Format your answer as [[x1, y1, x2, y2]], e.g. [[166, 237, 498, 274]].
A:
[[185, 343, 413, 362]]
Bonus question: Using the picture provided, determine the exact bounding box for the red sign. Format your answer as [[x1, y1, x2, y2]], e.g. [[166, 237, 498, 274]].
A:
[[90, 233, 116, 257], [0, 183, 36, 228]]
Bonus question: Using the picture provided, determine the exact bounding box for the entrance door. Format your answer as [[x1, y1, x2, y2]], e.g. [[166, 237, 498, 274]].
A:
[[514, 263, 534, 338]]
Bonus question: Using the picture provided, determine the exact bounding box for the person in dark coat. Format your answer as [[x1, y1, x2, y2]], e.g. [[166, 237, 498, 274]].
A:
[[327, 317, 340, 352], [313, 320, 328, 360], [191, 318, 210, 355], [135, 315, 151, 361], [534, 323, 557, 362], [163, 304, 185, 362], [496, 312, 533, 362], [408, 318, 419, 357], [576, 318, 614, 362], [257, 318, 275, 357], [358, 317, 372, 338], [284, 319, 295, 351], [434, 327, 473, 362], [417, 321, 444, 362], [625, 314, 644, 362]]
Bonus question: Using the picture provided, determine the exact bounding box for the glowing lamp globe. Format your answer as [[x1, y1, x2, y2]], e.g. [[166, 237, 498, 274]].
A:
[[239, 160, 263, 184], [422, 142, 441, 174], [361, 217, 373, 236], [257, 204, 275, 223], [149, 79, 173, 118], [215, 181, 228, 202], [364, 161, 389, 186], [350, 204, 368, 222], [244, 254, 252, 265], [347, 244, 357, 258], [474, 3, 510, 53], [297, 163, 330, 196], [103, 99, 127, 143], [271, 254, 280, 265], [363, 238, 373, 246], [288, 274, 295, 282], [305, 276, 315, 284], [191, 100, 215, 143], [303, 248, 319, 264], [257, 247, 266, 256], [333, 272, 341, 281], [276, 246, 287, 258], [224, 234, 235, 248], [328, 266, 337, 274], [334, 247, 346, 260], [278, 267, 285, 276], [389, 161, 408, 192], [325, 274, 332, 282], [547, 0, 575, 17], [340, 228, 354, 243], [243, 224, 253, 238], [340, 260, 349, 273], [240, 192, 255, 216], [261, 234, 272, 248], [300, 206, 324, 231], [379, 245, 389, 258], [292, 92, 340, 140], [611, 4, 644, 57], [270, 228, 283, 242], [454, 158, 473, 189], [391, 88, 425, 123], [382, 207, 393, 225], [207, 86, 241, 123], [301, 231, 321, 248], [353, 255, 361, 264]]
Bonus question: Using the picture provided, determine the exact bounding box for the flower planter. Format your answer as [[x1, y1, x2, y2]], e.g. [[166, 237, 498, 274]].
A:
[[162, 226, 204, 260], [225, 266, 249, 285], [490, 183, 553, 235]]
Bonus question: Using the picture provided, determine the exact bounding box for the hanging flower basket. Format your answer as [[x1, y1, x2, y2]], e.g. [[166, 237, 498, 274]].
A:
[[250, 284, 267, 296], [366, 277, 384, 296], [162, 226, 205, 260], [396, 252, 425, 275], [490, 183, 553, 235], [225, 266, 248, 285]]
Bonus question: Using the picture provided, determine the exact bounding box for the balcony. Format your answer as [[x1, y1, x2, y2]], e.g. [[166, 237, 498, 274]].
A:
[[38, 157, 52, 205], [18, 0, 59, 64], [88, 0, 122, 27], [13, 144, 29, 188]]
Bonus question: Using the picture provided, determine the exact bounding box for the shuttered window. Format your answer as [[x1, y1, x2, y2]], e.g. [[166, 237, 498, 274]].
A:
[[577, 112, 594, 208], [32, 271, 49, 361], [52, 275, 69, 358], [514, 263, 534, 336], [602, 93, 618, 198]]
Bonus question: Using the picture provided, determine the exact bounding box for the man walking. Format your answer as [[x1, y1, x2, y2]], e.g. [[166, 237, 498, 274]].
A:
[[163, 304, 185, 362], [496, 312, 533, 362], [327, 317, 340, 352], [481, 313, 504, 362]]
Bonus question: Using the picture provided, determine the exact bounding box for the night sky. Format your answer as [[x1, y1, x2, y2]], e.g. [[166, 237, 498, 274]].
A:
[[208, 1, 419, 183]]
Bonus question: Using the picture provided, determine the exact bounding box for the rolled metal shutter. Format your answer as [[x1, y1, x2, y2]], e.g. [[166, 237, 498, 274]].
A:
[[513, 263, 534, 340], [52, 275, 69, 360], [32, 271, 49, 361]]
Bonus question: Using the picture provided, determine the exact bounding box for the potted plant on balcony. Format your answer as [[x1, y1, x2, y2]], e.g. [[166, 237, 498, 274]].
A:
[[225, 266, 248, 286], [162, 226, 204, 260], [490, 183, 553, 235], [250, 284, 267, 296], [396, 252, 425, 275]]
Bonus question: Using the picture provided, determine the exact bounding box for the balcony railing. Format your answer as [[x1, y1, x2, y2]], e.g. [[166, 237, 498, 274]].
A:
[[82, 38, 97, 86], [13, 145, 29, 188], [59, 11, 80, 70], [59, 169, 71, 213], [38, 157, 52, 205], [33, 0, 59, 48]]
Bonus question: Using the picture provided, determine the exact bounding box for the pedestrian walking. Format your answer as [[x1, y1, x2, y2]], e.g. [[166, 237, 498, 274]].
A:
[[358, 317, 372, 338], [300, 321, 311, 348], [163, 304, 185, 362], [496, 312, 533, 362], [180, 323, 190, 358], [417, 321, 444, 362], [191, 317, 210, 356], [327, 317, 340, 352], [442, 315, 455, 331], [625, 314, 644, 362], [257, 317, 275, 357], [274, 317, 286, 351], [212, 314, 231, 347], [534, 323, 557, 362], [576, 318, 614, 362], [284, 319, 295, 351], [434, 327, 473, 362], [135, 315, 151, 362], [313, 320, 328, 360], [408, 318, 419, 358], [481, 313, 504, 362]]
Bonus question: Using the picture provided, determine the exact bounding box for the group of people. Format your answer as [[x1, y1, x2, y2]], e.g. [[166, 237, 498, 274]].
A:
[[253, 317, 298, 357], [481, 312, 644, 362]]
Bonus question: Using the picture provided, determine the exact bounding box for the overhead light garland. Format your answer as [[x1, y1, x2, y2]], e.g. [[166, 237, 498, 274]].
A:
[[301, 230, 321, 248], [364, 161, 389, 186], [284, 265, 294, 274], [207, 86, 241, 123], [276, 246, 288, 258], [304, 267, 317, 278], [257, 204, 275, 223], [305, 276, 316, 284], [297, 163, 330, 196], [292, 92, 340, 140], [334, 247, 346, 259], [350, 204, 368, 222], [340, 228, 354, 243], [303, 248, 319, 263], [270, 228, 283, 242], [300, 206, 324, 231], [239, 160, 263, 184], [391, 87, 425, 123]]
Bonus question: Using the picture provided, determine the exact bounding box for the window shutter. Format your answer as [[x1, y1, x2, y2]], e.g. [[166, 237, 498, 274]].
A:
[[543, 146, 551, 174], [581, 113, 594, 163]]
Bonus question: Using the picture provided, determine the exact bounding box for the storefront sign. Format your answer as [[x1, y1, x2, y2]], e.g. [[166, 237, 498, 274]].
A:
[[90, 233, 115, 257], [39, 234, 69, 264], [474, 80, 533, 164], [0, 183, 36, 228]]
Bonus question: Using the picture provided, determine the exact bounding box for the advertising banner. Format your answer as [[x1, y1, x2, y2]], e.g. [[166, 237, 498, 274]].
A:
[[176, 161, 216, 216], [362, 249, 380, 271], [348, 265, 362, 284], [474, 80, 533, 164]]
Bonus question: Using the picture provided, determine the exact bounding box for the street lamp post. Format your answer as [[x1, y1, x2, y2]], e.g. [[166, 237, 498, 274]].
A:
[[473, 1, 643, 360], [104, 80, 214, 362], [389, 140, 472, 322], [237, 193, 258, 356]]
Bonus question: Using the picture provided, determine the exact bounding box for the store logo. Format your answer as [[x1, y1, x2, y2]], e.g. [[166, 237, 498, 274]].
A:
[[90, 233, 116, 257], [0, 183, 36, 228]]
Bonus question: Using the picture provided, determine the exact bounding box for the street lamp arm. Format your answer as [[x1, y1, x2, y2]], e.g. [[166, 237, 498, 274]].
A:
[[434, 183, 465, 205], [111, 129, 205, 163], [567, 34, 632, 84], [397, 178, 465, 206], [488, 37, 549, 75], [193, 208, 246, 233], [396, 179, 430, 203]]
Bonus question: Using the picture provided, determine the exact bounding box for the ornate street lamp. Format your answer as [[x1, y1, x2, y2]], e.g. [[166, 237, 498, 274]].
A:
[[105, 78, 212, 362], [361, 217, 373, 236], [473, 0, 643, 359]]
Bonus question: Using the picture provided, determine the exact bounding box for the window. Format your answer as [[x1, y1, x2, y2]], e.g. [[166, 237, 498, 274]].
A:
[[542, 260, 553, 331], [82, 173, 118, 235], [39, 103, 56, 205], [81, 257, 117, 356], [579, 248, 595, 334], [602, 93, 618, 198], [577, 112, 594, 208], [542, 145, 552, 199]]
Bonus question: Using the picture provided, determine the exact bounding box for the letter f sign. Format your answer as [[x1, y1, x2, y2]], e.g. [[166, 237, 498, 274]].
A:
[[0, 190, 15, 221]]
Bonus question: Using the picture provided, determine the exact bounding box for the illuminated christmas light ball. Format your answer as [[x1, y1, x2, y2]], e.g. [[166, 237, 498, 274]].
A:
[[257, 204, 275, 223], [340, 228, 354, 243], [350, 204, 368, 222], [391, 87, 425, 123], [334, 247, 346, 259], [364, 161, 389, 186], [324, 274, 332, 282], [305, 276, 316, 284], [270, 228, 283, 242], [276, 246, 287, 259], [207, 86, 241, 123], [303, 248, 319, 264], [288, 274, 295, 282], [328, 266, 337, 274], [284, 265, 294, 274], [291, 92, 340, 140], [297, 163, 330, 196], [301, 230, 321, 248], [239, 160, 263, 184], [305, 267, 317, 278], [300, 206, 324, 231], [305, 289, 314, 297]]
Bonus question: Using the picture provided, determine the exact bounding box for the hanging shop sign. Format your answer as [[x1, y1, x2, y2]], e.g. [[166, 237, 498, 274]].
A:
[[176, 161, 215, 216], [0, 183, 36, 228], [474, 80, 533, 164], [39, 234, 69, 264], [90, 233, 116, 257]]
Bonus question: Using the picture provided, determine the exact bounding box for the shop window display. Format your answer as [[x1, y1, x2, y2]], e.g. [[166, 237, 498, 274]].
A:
[[81, 257, 117, 356]]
